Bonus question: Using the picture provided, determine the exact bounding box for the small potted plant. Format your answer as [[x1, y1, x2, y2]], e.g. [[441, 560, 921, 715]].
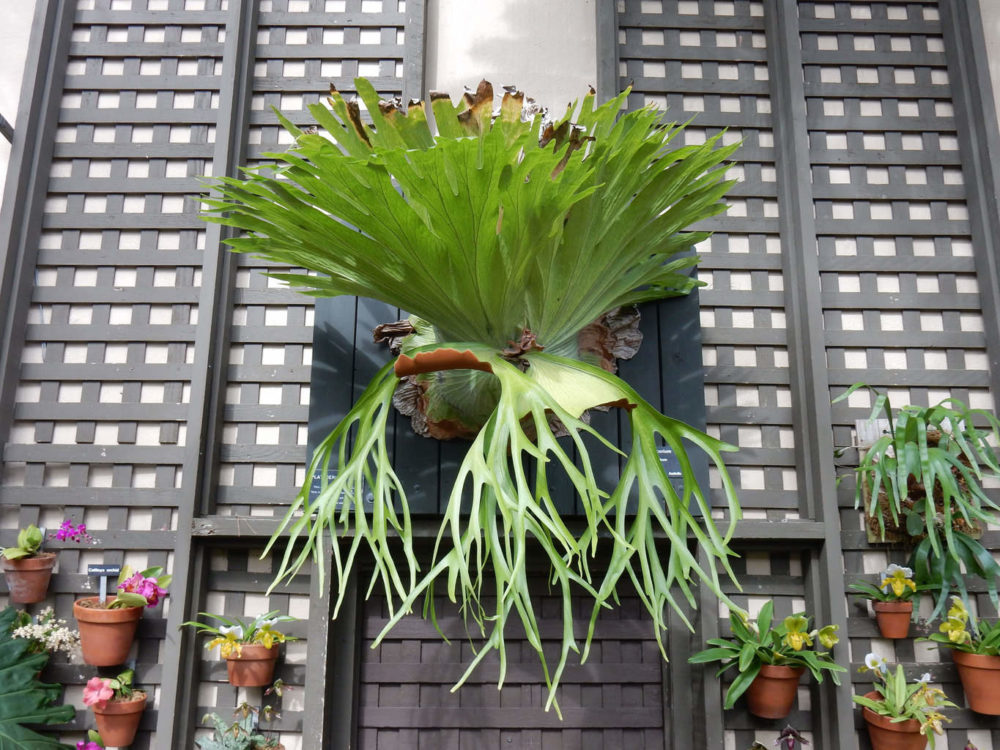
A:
[[74, 565, 170, 666], [849, 563, 918, 639], [11, 606, 81, 660], [82, 669, 146, 747], [182, 611, 295, 687], [196, 680, 287, 749], [921, 596, 1000, 715], [834, 384, 1000, 619], [854, 652, 955, 749], [2, 524, 57, 604], [689, 601, 846, 719]]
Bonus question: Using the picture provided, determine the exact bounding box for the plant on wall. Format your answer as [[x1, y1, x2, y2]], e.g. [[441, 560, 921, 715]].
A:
[[0, 606, 75, 749], [834, 383, 1000, 619], [204, 78, 743, 709]]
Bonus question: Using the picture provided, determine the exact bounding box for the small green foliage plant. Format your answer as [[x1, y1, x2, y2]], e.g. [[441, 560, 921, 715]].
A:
[[2, 524, 44, 560], [689, 601, 846, 709], [204, 77, 744, 710], [181, 611, 296, 658], [854, 653, 955, 748], [196, 681, 285, 750], [0, 606, 75, 749], [834, 383, 1000, 618]]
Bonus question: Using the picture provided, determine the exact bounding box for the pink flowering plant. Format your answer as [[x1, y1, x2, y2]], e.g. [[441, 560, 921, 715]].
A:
[[77, 731, 105, 750], [82, 669, 139, 710], [107, 565, 171, 609], [50, 518, 98, 545]]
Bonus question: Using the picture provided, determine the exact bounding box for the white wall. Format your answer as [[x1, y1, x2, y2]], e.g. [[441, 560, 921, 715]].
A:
[[425, 0, 597, 115], [982, 0, 1000, 126], [0, 0, 38, 204]]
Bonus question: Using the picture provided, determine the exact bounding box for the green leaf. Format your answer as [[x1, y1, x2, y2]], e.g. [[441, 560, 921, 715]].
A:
[[0, 607, 75, 749]]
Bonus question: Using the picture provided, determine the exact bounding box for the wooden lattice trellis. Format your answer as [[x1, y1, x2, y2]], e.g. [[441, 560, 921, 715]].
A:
[[1, 0, 1000, 747]]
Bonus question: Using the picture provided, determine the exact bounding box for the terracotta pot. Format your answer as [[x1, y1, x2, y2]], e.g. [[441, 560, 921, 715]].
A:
[[861, 691, 927, 750], [953, 650, 1000, 715], [2, 553, 56, 603], [74, 597, 143, 666], [745, 664, 804, 719], [873, 601, 913, 639], [92, 692, 146, 747], [226, 644, 278, 687]]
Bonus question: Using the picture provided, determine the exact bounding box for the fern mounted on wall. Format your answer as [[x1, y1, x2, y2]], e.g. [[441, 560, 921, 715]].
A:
[[204, 79, 744, 711]]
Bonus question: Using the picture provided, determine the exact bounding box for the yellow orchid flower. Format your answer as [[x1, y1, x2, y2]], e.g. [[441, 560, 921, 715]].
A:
[[880, 568, 917, 598], [782, 615, 812, 651], [939, 617, 972, 645], [817, 624, 839, 649], [946, 596, 969, 623]]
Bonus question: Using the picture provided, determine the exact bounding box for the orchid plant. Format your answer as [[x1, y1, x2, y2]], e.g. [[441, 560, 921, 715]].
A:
[[689, 601, 846, 709], [922, 596, 1000, 655], [107, 565, 170, 609], [854, 653, 955, 747], [204, 78, 744, 710], [848, 563, 919, 603], [83, 669, 139, 709], [182, 611, 296, 658]]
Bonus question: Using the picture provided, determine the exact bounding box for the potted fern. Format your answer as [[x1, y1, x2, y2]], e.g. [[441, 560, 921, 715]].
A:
[[834, 383, 1000, 619], [205, 78, 744, 710]]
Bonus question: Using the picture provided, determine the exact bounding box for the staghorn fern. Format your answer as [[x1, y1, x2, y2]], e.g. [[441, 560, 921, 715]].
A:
[[203, 79, 744, 712]]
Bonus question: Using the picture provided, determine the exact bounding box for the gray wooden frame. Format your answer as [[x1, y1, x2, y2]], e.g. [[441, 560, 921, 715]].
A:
[[2, 0, 1000, 746]]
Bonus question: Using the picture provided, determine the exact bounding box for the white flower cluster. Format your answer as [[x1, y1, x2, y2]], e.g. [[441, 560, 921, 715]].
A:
[[12, 607, 81, 659]]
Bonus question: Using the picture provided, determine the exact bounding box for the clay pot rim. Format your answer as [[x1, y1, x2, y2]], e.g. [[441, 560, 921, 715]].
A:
[[225, 643, 279, 661], [74, 596, 144, 611], [951, 650, 1000, 667], [860, 691, 923, 733], [758, 664, 806, 678], [873, 600, 914, 612], [1, 551, 57, 567], [91, 691, 147, 716]]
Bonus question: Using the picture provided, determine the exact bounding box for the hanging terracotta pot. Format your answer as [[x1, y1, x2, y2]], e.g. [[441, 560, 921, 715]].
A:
[[745, 664, 805, 719], [92, 692, 147, 747], [952, 651, 1000, 715], [74, 597, 143, 666], [861, 691, 927, 750], [226, 644, 278, 687], [2, 553, 57, 604], [873, 601, 912, 639]]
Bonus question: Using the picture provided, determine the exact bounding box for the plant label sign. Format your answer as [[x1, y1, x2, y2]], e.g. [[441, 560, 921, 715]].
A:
[[855, 418, 890, 447], [657, 447, 685, 494], [88, 564, 121, 604], [308, 469, 374, 509]]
